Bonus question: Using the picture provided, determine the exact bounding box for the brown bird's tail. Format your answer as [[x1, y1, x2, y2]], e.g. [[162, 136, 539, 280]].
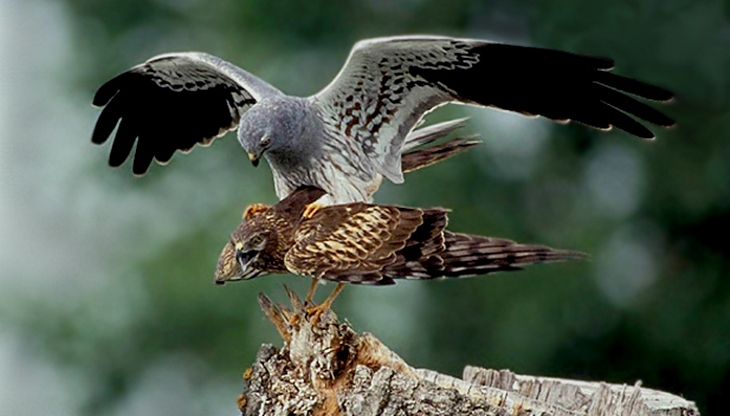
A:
[[437, 232, 586, 278], [401, 118, 481, 173], [382, 210, 585, 282]]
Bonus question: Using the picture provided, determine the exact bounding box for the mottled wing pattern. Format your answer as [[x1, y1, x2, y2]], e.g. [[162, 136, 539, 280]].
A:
[[313, 36, 674, 183], [384, 208, 450, 281], [312, 37, 469, 182], [285, 204, 426, 284], [92, 52, 281, 174]]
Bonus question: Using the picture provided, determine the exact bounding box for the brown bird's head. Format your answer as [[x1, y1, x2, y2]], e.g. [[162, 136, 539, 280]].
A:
[[214, 221, 281, 284], [214, 186, 329, 285], [215, 204, 281, 284], [233, 222, 279, 273]]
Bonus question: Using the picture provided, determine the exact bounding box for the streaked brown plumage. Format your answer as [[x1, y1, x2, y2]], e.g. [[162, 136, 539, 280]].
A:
[[215, 186, 584, 287], [215, 126, 480, 284]]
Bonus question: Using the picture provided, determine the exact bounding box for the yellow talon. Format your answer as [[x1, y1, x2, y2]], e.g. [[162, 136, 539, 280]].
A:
[[307, 305, 326, 326], [302, 202, 323, 219], [306, 282, 345, 325]]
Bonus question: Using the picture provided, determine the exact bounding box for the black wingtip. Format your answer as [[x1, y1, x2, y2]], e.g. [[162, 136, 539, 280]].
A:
[[593, 56, 615, 70], [92, 73, 126, 107], [595, 71, 675, 102], [91, 96, 124, 145], [131, 139, 154, 176], [131, 162, 151, 176], [91, 120, 114, 145], [633, 127, 655, 140], [638, 82, 674, 103]]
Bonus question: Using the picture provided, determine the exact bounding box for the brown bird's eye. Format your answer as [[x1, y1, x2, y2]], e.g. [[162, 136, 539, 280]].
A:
[[250, 234, 264, 246], [260, 136, 271, 147]]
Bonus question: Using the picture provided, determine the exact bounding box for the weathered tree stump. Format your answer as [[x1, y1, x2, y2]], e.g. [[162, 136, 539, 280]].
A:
[[237, 288, 699, 416]]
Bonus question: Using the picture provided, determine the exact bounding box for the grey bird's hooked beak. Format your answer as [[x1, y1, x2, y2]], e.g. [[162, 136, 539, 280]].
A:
[[248, 152, 260, 167]]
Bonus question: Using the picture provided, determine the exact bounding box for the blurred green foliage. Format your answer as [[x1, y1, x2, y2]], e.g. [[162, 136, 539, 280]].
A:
[[16, 0, 730, 414]]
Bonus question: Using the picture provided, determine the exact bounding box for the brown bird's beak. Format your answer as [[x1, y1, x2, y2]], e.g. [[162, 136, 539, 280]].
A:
[[248, 152, 260, 167], [236, 249, 259, 275], [215, 241, 265, 284]]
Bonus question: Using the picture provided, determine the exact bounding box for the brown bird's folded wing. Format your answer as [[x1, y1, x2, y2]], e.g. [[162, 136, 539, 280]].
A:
[[285, 204, 429, 284]]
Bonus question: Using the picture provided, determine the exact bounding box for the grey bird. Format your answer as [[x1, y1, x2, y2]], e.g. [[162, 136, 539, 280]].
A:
[[91, 36, 674, 204]]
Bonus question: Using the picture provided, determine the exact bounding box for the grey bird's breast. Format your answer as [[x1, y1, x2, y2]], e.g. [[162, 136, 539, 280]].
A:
[[264, 101, 383, 205], [268, 142, 382, 205]]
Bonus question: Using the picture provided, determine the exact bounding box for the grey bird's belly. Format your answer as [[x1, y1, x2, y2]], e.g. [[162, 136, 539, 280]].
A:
[[269, 145, 382, 205]]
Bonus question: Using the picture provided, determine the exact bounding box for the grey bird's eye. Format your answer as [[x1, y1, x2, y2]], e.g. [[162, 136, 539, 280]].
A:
[[260, 135, 271, 148]]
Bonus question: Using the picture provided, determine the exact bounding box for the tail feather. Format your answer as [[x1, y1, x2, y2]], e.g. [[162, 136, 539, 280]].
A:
[[440, 232, 586, 278], [403, 118, 470, 151], [385, 230, 585, 280], [401, 118, 481, 173], [402, 137, 481, 173]]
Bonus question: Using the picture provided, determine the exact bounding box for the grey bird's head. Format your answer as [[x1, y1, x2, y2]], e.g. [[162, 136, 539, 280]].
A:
[[237, 97, 309, 168]]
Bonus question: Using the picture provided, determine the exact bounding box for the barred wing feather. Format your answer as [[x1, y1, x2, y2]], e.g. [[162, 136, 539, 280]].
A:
[[312, 36, 673, 183]]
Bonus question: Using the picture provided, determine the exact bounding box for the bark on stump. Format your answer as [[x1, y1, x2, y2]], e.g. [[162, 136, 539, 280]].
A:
[[237, 288, 699, 416]]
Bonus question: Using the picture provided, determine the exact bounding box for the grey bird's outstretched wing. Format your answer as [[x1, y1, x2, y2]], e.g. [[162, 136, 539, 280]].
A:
[[311, 36, 674, 183], [91, 52, 283, 175]]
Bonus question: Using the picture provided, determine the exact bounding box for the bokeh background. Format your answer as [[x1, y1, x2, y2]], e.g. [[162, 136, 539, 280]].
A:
[[1, 0, 728, 414]]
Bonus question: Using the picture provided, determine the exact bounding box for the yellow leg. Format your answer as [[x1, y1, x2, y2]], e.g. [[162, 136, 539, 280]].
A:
[[319, 282, 345, 311], [302, 202, 323, 219], [307, 282, 346, 324], [305, 279, 319, 304]]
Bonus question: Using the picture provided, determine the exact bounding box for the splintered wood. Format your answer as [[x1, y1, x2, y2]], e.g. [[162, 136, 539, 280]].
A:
[[239, 289, 699, 416]]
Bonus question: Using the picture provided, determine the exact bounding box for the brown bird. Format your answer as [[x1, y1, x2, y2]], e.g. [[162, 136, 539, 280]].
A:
[[215, 186, 584, 318]]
